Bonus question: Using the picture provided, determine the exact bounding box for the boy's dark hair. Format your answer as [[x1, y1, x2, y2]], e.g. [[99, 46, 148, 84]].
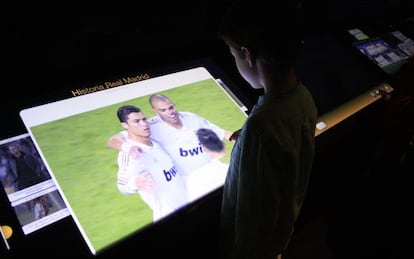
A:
[[218, 0, 303, 69], [196, 128, 224, 152], [117, 105, 141, 123]]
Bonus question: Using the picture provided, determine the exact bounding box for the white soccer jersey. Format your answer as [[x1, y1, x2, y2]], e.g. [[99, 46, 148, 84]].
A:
[[186, 159, 229, 202], [117, 139, 188, 221], [148, 112, 226, 178]]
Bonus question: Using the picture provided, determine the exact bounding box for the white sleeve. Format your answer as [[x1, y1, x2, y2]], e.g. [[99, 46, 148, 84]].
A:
[[183, 112, 226, 140], [200, 117, 226, 140], [117, 152, 139, 194]]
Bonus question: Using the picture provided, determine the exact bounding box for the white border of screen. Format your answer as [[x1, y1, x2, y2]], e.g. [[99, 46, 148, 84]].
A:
[[20, 67, 212, 126]]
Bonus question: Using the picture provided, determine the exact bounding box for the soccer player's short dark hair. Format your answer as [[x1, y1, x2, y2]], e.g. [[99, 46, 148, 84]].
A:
[[196, 128, 224, 152], [117, 105, 141, 123]]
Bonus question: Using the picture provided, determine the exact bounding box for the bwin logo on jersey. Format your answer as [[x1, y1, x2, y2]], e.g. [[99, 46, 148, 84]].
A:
[[179, 144, 204, 157], [163, 166, 178, 181]]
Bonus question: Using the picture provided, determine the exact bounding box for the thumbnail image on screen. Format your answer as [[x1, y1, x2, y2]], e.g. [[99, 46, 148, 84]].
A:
[[0, 133, 69, 238]]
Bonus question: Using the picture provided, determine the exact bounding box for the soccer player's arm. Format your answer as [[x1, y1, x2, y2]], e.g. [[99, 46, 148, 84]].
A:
[[107, 132, 126, 151], [118, 171, 153, 194], [117, 153, 139, 194], [200, 115, 236, 142], [107, 132, 142, 158], [117, 152, 153, 194], [193, 112, 239, 142]]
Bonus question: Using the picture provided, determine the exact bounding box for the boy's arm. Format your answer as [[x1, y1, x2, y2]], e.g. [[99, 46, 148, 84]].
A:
[[228, 129, 242, 142]]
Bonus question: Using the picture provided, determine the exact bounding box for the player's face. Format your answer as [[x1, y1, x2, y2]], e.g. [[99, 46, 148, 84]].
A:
[[126, 112, 151, 138], [152, 99, 180, 126]]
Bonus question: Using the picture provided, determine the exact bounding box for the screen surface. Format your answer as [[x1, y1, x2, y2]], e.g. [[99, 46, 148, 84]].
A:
[[19, 67, 247, 255]]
